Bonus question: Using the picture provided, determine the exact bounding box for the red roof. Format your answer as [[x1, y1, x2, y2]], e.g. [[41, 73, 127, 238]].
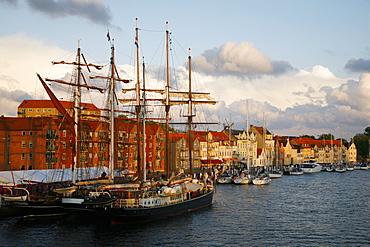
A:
[[169, 133, 188, 142], [194, 134, 206, 142], [210, 131, 229, 142], [18, 100, 99, 111], [292, 137, 342, 147], [253, 126, 271, 135], [0, 117, 64, 130]]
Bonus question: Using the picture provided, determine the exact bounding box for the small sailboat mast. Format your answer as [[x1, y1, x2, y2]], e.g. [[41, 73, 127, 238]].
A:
[[246, 100, 251, 171]]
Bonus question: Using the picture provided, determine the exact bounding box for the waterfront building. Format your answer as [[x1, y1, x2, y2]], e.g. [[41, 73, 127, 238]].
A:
[[18, 100, 101, 120], [169, 133, 201, 173], [233, 130, 258, 165], [347, 142, 357, 163], [192, 131, 223, 168], [249, 125, 275, 166], [0, 115, 169, 174], [0, 117, 75, 171]]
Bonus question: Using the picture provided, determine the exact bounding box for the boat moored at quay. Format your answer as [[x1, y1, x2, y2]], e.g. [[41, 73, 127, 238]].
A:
[[299, 160, 322, 174]]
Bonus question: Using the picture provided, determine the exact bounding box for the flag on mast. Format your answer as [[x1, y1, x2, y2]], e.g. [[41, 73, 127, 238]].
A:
[[107, 30, 110, 41]]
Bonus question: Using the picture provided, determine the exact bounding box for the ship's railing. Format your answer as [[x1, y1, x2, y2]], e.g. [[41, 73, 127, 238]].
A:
[[112, 198, 139, 208]]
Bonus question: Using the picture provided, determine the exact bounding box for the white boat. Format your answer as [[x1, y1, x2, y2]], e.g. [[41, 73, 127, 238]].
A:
[[290, 167, 303, 175], [346, 165, 354, 171], [252, 175, 271, 185], [217, 173, 234, 184], [252, 168, 271, 185], [1, 187, 29, 202], [2, 194, 28, 202], [334, 165, 346, 173], [53, 186, 77, 195], [354, 163, 362, 170], [360, 163, 369, 170], [299, 160, 322, 174], [269, 170, 283, 179], [233, 172, 253, 184], [325, 164, 335, 172]]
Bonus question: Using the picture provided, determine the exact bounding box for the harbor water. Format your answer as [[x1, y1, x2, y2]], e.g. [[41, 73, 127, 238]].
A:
[[0, 170, 369, 246]]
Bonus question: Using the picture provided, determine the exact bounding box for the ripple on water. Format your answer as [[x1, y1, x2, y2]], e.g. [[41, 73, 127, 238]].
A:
[[0, 170, 369, 246]]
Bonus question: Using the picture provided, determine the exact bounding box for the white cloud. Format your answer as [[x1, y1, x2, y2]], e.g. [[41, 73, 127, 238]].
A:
[[193, 41, 293, 78], [0, 33, 69, 93], [0, 34, 368, 139]]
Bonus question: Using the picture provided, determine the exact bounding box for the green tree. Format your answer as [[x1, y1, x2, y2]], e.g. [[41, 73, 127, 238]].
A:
[[364, 127, 370, 137], [317, 133, 334, 140], [353, 133, 369, 160], [300, 135, 316, 139]]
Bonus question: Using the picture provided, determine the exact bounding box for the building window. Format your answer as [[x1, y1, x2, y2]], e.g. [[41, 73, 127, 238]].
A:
[[29, 141, 33, 148], [28, 165, 33, 170], [29, 131, 33, 136], [22, 131, 26, 136], [21, 153, 25, 160], [63, 130, 67, 137], [20, 165, 25, 170], [29, 153, 33, 160], [28, 109, 32, 112], [22, 141, 26, 148], [62, 153, 66, 160]]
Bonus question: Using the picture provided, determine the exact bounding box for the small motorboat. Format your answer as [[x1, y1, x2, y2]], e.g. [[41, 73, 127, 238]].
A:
[[217, 173, 234, 184], [290, 167, 303, 175], [269, 170, 283, 179], [233, 172, 253, 185], [252, 175, 271, 185]]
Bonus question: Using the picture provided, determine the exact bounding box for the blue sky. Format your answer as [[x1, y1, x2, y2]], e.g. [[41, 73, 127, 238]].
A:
[[1, 0, 370, 140]]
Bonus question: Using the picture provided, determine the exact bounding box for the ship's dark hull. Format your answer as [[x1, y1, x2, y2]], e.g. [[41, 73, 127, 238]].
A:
[[102, 190, 214, 224], [0, 201, 21, 217]]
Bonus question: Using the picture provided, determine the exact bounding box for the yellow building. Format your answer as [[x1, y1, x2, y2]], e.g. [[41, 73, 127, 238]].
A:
[[18, 100, 101, 120]]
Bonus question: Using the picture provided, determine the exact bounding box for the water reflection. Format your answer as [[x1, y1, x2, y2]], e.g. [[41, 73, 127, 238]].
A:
[[1, 170, 369, 246]]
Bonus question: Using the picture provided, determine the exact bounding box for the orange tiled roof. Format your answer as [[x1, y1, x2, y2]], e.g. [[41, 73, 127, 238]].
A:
[[18, 100, 99, 111], [0, 117, 63, 130], [292, 137, 342, 147], [210, 131, 229, 141]]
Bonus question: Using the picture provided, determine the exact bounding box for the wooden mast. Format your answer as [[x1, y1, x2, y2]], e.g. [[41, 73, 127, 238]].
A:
[[142, 58, 147, 181], [135, 18, 142, 181], [73, 40, 82, 184], [108, 42, 116, 180], [165, 21, 171, 178], [188, 48, 194, 175], [38, 41, 104, 184]]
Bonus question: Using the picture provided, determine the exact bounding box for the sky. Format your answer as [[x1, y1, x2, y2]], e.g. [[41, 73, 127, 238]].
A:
[[1, 0, 370, 140]]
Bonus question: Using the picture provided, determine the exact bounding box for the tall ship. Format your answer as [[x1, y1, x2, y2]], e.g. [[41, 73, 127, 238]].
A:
[[21, 19, 217, 223], [91, 20, 216, 224]]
